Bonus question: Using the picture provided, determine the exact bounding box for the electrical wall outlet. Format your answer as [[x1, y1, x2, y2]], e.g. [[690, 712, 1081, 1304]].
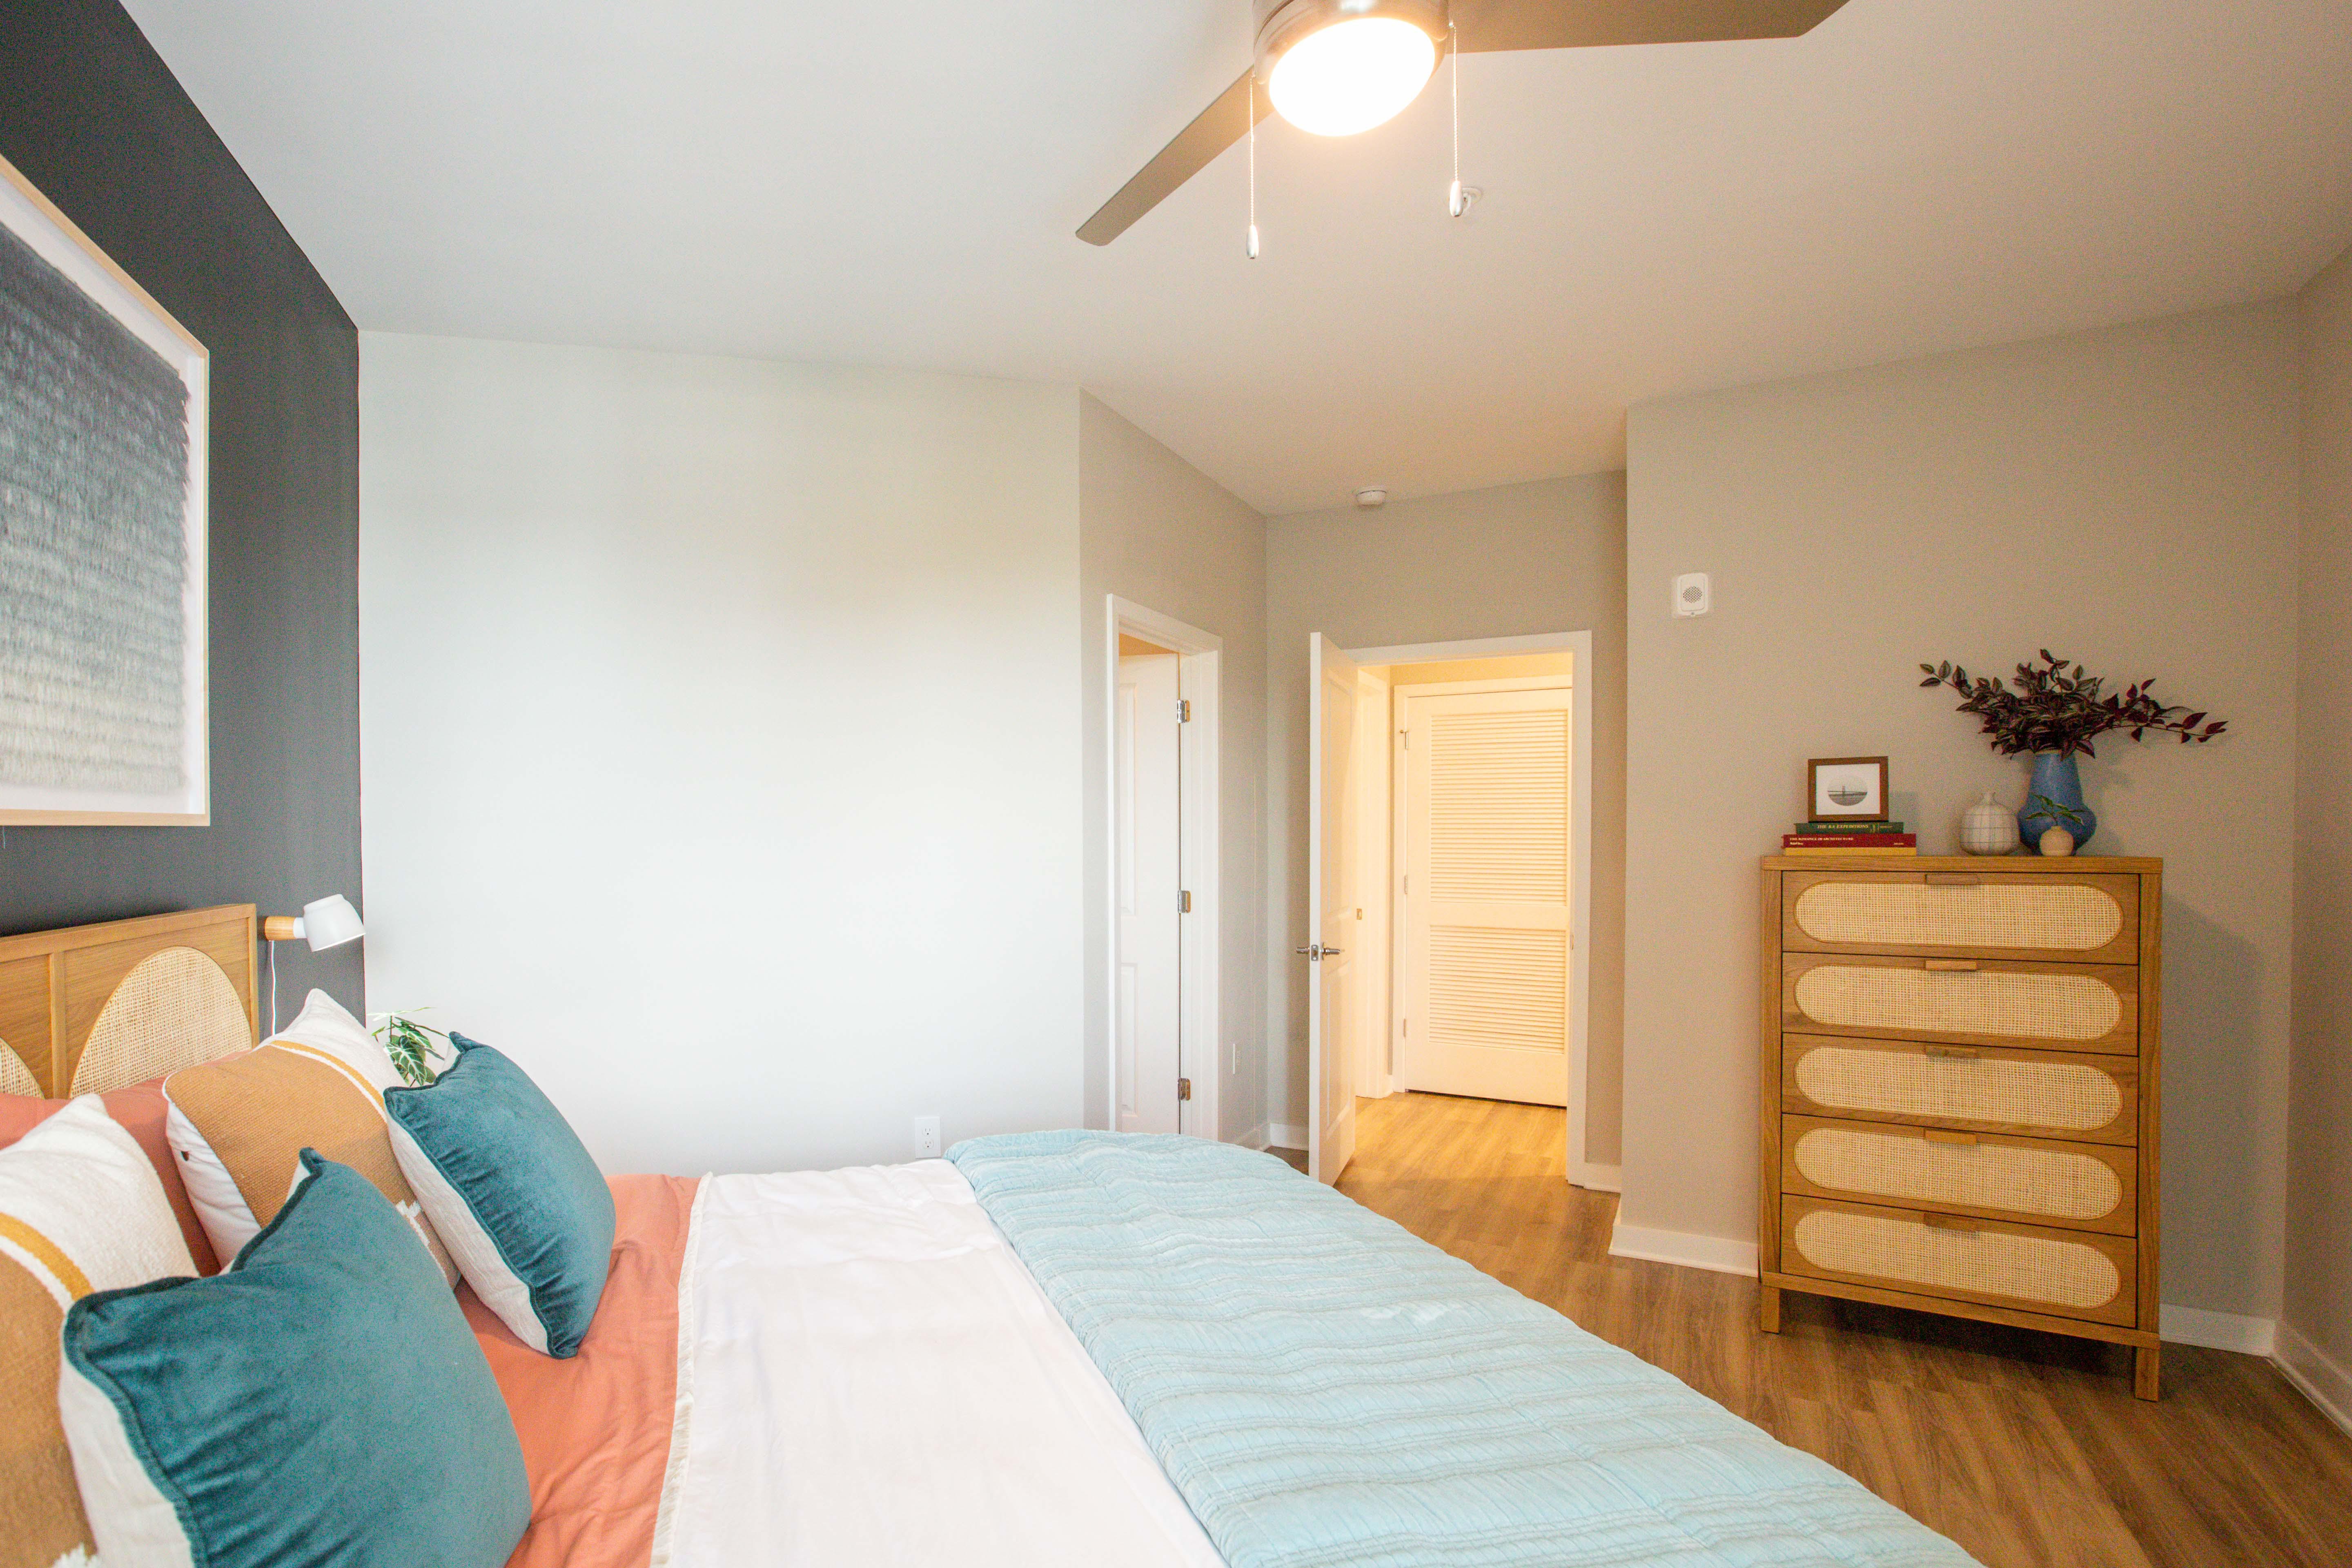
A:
[[913, 1115, 942, 1159]]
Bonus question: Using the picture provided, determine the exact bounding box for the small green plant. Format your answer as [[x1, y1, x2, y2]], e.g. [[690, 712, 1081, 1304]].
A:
[[370, 1010, 449, 1086], [2027, 793, 2090, 832]]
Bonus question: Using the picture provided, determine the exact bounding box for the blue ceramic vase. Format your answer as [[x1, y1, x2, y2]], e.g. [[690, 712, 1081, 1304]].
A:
[[2019, 753, 2096, 851]]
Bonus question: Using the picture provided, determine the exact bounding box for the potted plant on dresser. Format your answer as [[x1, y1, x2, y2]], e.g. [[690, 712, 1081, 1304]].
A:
[[1919, 650, 2229, 853]]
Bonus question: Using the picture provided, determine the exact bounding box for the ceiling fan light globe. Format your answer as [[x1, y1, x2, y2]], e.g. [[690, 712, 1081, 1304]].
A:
[[1266, 16, 1439, 137]]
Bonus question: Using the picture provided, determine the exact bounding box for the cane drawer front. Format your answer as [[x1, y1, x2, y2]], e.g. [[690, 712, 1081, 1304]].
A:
[[1783, 871, 2138, 965], [1783, 1035, 2138, 1145], [1782, 1196, 2138, 1327], [1782, 953, 2138, 1055], [1782, 1114, 2136, 1234]]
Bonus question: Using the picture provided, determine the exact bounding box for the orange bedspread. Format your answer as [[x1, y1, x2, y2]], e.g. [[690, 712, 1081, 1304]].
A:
[[467, 1173, 700, 1568]]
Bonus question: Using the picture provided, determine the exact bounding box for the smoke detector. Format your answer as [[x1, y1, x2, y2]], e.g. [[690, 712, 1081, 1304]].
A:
[[1354, 486, 1389, 509]]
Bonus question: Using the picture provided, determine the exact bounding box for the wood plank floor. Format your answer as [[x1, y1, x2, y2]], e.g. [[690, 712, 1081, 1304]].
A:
[[1329, 1091, 2352, 1568]]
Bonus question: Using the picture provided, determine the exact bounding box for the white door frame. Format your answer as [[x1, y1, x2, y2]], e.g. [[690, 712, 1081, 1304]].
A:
[[1105, 596, 1221, 1143], [1345, 630, 1601, 1189]]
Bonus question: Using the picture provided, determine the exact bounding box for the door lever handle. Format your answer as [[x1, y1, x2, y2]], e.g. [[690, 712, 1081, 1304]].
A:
[[1294, 944, 1345, 960]]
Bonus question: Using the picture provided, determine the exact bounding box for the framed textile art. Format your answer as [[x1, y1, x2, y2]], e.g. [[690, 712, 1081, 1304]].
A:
[[0, 152, 209, 826]]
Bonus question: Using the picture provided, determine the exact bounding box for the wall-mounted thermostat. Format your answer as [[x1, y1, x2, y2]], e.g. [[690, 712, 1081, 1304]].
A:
[[1673, 572, 1712, 617]]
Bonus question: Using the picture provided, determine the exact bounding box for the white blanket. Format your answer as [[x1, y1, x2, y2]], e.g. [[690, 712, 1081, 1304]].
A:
[[657, 1161, 1223, 1568]]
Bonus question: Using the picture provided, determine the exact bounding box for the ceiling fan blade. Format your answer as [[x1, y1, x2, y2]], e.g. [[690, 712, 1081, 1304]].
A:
[[1079, 67, 1270, 246], [1452, 0, 1850, 53]]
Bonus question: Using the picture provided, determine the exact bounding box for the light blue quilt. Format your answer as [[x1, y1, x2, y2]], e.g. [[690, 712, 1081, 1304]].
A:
[[949, 1131, 1978, 1568]]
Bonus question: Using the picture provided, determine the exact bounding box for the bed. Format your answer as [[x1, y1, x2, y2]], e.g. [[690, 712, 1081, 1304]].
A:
[[4, 907, 1980, 1567]]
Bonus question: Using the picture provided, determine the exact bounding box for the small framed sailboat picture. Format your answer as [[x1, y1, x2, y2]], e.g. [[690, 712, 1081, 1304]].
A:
[[1808, 756, 1889, 823]]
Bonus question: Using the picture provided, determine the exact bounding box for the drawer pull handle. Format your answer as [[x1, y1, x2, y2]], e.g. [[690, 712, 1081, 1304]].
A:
[[1922, 1045, 1981, 1059], [1922, 874, 1982, 887], [1922, 1129, 1980, 1146], [1923, 959, 1980, 972], [1920, 1212, 1978, 1231]]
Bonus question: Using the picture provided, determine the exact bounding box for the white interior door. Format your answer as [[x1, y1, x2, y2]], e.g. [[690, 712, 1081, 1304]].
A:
[[1401, 686, 1572, 1106], [1116, 653, 1181, 1134], [1307, 635, 1359, 1183]]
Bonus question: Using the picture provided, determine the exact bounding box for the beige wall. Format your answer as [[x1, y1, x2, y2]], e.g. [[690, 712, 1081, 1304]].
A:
[[2288, 246, 2352, 1400], [1622, 304, 2302, 1321], [1263, 475, 1630, 1159], [1080, 395, 1270, 1144]]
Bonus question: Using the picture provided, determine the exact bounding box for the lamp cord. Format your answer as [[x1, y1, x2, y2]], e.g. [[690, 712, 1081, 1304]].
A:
[[268, 939, 278, 1038]]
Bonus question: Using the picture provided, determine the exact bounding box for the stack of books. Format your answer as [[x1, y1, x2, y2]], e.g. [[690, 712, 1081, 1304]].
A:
[[1782, 820, 1917, 857]]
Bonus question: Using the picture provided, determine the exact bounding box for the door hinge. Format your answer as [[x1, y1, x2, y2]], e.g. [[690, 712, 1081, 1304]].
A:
[[1179, 889, 1193, 913], [1400, 728, 1408, 748], [1177, 1078, 1192, 1101], [1177, 698, 1191, 723], [1401, 1018, 1409, 1038], [1401, 874, 1410, 895]]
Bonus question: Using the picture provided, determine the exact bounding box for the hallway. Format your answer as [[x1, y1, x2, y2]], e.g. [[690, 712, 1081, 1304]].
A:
[[1330, 1091, 2352, 1568]]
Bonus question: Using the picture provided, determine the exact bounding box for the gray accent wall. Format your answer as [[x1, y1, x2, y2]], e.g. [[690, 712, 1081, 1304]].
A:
[[0, 0, 363, 1016]]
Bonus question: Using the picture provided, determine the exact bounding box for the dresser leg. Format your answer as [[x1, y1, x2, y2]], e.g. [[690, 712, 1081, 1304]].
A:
[[2134, 1344, 2160, 1401], [1760, 1285, 1782, 1334]]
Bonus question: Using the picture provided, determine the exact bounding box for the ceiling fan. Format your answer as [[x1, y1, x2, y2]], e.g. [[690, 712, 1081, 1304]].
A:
[[1078, 0, 1852, 245]]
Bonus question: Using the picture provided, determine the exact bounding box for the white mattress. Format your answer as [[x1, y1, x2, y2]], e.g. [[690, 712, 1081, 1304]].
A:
[[658, 1160, 1223, 1568]]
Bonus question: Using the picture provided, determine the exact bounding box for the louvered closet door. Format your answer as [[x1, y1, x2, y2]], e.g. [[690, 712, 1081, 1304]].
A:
[[1401, 688, 1571, 1106]]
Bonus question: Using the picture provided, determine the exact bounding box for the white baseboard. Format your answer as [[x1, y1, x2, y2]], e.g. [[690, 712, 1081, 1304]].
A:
[[1608, 1221, 1759, 1277], [2276, 1322, 2352, 1439], [1267, 1123, 1307, 1151], [1234, 1123, 1269, 1152], [2159, 1304, 2277, 1354], [1572, 1163, 1622, 1193]]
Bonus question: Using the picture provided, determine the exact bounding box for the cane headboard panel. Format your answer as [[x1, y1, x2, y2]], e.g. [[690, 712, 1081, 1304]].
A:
[[0, 906, 258, 1097]]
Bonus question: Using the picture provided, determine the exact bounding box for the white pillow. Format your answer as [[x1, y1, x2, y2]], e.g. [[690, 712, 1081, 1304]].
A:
[[162, 990, 457, 1283], [0, 1097, 196, 1568]]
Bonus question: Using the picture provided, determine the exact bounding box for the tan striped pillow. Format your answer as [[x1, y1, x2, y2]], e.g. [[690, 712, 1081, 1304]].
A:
[[1, 1096, 195, 1568], [164, 991, 457, 1285]]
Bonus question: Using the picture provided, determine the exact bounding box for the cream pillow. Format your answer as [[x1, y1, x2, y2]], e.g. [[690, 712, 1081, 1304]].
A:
[[0, 1096, 195, 1568], [163, 989, 457, 1284]]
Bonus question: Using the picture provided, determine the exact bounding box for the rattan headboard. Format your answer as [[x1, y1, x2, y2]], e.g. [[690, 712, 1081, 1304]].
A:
[[0, 906, 258, 1097]]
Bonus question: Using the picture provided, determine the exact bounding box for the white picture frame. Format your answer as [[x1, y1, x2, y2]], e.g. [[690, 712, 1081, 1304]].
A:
[[0, 151, 209, 826]]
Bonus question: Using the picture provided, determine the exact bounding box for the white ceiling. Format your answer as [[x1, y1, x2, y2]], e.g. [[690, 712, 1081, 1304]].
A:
[[120, 0, 2352, 515]]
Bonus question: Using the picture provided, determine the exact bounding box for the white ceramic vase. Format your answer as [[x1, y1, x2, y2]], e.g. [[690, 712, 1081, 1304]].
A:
[[1959, 791, 2020, 855]]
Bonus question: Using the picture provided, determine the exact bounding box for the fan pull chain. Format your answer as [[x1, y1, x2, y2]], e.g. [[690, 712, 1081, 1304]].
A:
[[1247, 75, 1261, 259], [1447, 21, 1466, 218]]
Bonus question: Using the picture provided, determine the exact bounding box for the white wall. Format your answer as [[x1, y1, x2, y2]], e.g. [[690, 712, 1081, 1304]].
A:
[[1263, 475, 1630, 1157], [359, 333, 1083, 1175], [1078, 395, 1270, 1145], [2287, 243, 2352, 1413], [1623, 304, 2302, 1325]]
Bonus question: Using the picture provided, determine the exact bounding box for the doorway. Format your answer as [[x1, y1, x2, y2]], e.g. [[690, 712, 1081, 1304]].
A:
[[1395, 677, 1573, 1106], [1116, 634, 1181, 1134], [1104, 597, 1221, 1143], [1303, 632, 1594, 1188]]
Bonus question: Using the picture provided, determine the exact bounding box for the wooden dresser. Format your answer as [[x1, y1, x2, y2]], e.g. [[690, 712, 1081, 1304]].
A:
[[1758, 856, 2163, 1399]]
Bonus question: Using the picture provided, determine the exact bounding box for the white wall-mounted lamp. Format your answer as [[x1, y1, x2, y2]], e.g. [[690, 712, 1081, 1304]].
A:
[[262, 893, 365, 1034]]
